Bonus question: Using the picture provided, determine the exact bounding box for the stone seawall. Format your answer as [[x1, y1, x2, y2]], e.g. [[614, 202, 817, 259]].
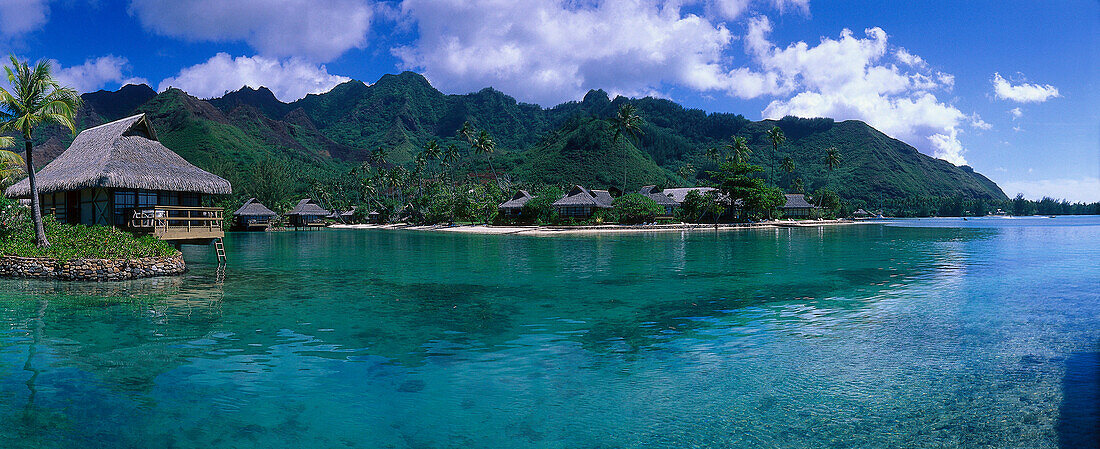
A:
[[0, 253, 186, 281]]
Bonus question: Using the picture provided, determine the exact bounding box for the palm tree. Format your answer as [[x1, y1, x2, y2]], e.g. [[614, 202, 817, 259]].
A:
[[726, 136, 751, 164], [459, 121, 475, 144], [413, 152, 427, 195], [608, 103, 643, 192], [824, 147, 841, 171], [372, 146, 388, 166], [471, 130, 499, 189], [0, 149, 25, 187], [705, 147, 722, 163], [423, 139, 442, 180], [0, 55, 82, 247], [781, 156, 795, 174], [767, 126, 785, 153]]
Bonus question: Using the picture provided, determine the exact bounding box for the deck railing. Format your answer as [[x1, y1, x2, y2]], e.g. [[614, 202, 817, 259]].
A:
[[128, 206, 224, 241]]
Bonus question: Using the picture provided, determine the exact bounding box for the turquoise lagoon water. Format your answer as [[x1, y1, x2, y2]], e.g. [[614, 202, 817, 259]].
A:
[[1, 217, 1098, 448]]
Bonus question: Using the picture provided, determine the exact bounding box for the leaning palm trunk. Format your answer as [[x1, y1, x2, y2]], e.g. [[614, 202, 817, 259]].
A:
[[24, 139, 48, 246]]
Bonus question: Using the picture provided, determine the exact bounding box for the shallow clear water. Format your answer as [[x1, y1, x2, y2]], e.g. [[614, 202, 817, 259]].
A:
[[1, 217, 1098, 448]]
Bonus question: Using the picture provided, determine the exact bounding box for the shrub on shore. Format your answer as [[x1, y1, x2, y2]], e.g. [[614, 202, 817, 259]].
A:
[[612, 193, 663, 224], [0, 198, 178, 261]]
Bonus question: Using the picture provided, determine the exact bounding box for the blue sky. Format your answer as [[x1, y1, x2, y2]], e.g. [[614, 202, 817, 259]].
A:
[[1, 0, 1096, 201]]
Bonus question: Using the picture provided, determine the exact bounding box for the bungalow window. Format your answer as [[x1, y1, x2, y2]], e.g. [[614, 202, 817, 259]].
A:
[[113, 190, 136, 225], [180, 192, 200, 207], [159, 191, 180, 206], [137, 190, 157, 207]]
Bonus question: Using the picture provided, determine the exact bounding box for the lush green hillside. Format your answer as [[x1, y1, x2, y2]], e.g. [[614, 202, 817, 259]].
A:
[[22, 72, 1008, 212], [511, 117, 681, 189]]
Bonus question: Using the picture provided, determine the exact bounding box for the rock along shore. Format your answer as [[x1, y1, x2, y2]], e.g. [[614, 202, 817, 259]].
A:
[[0, 253, 186, 281]]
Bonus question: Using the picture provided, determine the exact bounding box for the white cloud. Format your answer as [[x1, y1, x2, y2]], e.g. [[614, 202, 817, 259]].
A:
[[710, 0, 809, 20], [992, 72, 1059, 103], [969, 113, 991, 130], [158, 53, 350, 101], [748, 17, 971, 164], [894, 48, 925, 68], [128, 0, 374, 61], [999, 177, 1100, 203], [395, 0, 756, 106], [1009, 107, 1022, 119], [0, 0, 49, 38], [53, 56, 149, 93]]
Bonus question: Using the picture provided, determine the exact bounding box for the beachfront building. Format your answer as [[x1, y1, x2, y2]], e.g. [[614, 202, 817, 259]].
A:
[[780, 194, 817, 218], [233, 198, 278, 231], [3, 114, 231, 243], [639, 186, 680, 216], [329, 207, 356, 223], [661, 187, 719, 205], [286, 198, 330, 228], [552, 185, 614, 218], [498, 190, 535, 217]]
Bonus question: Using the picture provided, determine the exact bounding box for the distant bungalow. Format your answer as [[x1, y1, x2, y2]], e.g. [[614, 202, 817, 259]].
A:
[[3, 114, 231, 243], [780, 194, 817, 218], [286, 198, 330, 228], [328, 206, 356, 223], [552, 185, 614, 218], [233, 198, 278, 231], [639, 186, 681, 216], [498, 190, 535, 217]]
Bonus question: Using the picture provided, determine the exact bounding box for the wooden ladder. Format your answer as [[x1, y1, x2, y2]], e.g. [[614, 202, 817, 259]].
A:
[[214, 239, 227, 263]]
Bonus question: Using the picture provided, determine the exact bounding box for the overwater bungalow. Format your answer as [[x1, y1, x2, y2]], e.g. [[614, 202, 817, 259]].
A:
[[780, 194, 817, 218], [232, 198, 278, 231], [286, 198, 330, 228], [639, 186, 680, 216], [498, 190, 535, 217], [551, 185, 613, 218], [3, 114, 231, 243]]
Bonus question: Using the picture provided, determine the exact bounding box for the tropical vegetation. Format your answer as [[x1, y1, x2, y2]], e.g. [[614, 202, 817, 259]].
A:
[[0, 55, 82, 247], [0, 197, 177, 260]]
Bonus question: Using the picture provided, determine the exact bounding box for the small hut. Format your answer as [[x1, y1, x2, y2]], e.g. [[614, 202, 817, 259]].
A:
[[551, 185, 614, 218], [286, 198, 330, 228], [233, 198, 278, 230], [328, 206, 356, 224], [4, 114, 231, 242], [780, 194, 817, 218], [498, 190, 535, 217], [639, 186, 680, 216]]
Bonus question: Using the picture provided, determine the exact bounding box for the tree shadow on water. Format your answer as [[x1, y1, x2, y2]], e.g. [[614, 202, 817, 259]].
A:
[[1059, 349, 1099, 449]]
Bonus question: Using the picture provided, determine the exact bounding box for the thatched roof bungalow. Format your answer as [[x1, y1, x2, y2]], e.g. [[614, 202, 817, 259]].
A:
[[639, 186, 680, 216], [780, 194, 817, 218], [552, 185, 614, 218], [233, 198, 277, 230], [3, 114, 231, 241], [498, 190, 535, 216], [286, 198, 329, 227]]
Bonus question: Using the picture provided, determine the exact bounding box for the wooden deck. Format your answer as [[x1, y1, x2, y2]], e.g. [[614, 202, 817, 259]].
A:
[[128, 206, 224, 242]]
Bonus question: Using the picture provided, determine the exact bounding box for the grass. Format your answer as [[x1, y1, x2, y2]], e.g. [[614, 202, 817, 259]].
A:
[[0, 209, 179, 261]]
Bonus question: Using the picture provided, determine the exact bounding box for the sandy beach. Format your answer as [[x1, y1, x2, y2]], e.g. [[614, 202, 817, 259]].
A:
[[331, 219, 868, 236]]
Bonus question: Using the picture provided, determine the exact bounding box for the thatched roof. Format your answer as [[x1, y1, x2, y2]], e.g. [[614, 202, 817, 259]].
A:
[[4, 114, 231, 198], [233, 198, 277, 217], [499, 190, 534, 209], [552, 185, 614, 208], [286, 198, 329, 216], [639, 186, 679, 206], [782, 194, 815, 209], [661, 187, 718, 204]]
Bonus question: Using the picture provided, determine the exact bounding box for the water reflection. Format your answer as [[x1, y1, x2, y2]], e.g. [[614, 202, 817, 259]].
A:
[[0, 221, 1097, 448]]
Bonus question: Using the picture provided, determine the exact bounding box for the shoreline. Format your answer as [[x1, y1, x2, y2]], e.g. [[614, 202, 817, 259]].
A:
[[331, 219, 868, 236]]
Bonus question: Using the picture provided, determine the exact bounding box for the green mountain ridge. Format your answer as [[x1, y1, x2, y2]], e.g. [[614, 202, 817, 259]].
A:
[[23, 71, 1008, 208]]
